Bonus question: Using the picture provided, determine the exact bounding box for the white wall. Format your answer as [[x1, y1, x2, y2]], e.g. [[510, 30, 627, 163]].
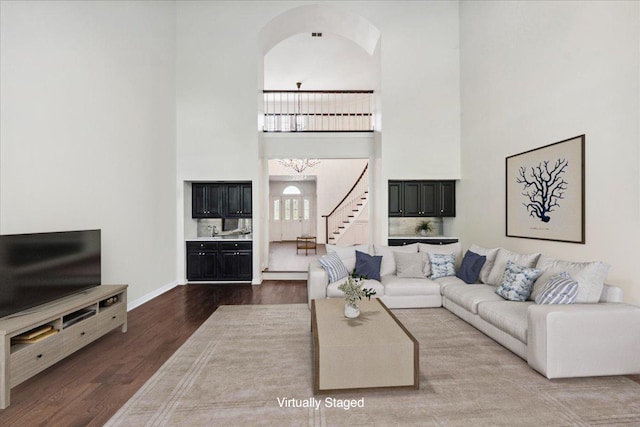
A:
[[458, 1, 640, 304], [0, 1, 177, 305], [175, 1, 462, 281]]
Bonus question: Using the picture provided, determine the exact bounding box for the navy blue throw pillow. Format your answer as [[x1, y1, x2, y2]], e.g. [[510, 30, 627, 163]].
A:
[[456, 250, 486, 284], [354, 250, 383, 281]]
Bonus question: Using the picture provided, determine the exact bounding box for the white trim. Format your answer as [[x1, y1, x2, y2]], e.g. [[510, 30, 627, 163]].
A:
[[127, 280, 180, 311], [262, 271, 307, 280]]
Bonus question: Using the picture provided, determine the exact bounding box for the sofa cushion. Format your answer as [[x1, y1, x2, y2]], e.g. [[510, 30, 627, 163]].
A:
[[469, 244, 499, 284], [428, 253, 456, 279], [354, 250, 382, 281], [442, 284, 504, 314], [486, 248, 541, 286], [327, 278, 384, 298], [530, 255, 610, 303], [495, 261, 542, 302], [374, 244, 418, 276], [394, 251, 425, 278], [535, 272, 578, 305], [477, 300, 533, 344], [381, 275, 441, 297], [433, 275, 467, 293], [418, 242, 462, 277], [456, 250, 486, 284], [326, 244, 371, 273], [317, 252, 349, 284]]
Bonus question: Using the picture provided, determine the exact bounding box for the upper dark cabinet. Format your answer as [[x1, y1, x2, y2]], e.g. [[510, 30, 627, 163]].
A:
[[388, 182, 403, 217], [192, 182, 252, 219], [224, 183, 252, 218], [192, 183, 223, 218], [438, 181, 456, 217], [388, 180, 455, 217]]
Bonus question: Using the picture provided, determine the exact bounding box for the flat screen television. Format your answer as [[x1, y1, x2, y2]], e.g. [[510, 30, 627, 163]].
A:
[[0, 229, 101, 319]]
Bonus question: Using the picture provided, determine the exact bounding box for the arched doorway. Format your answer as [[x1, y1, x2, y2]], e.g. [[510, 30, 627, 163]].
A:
[[258, 5, 382, 277]]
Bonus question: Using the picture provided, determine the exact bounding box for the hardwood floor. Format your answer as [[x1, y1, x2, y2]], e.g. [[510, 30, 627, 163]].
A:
[[0, 281, 307, 427]]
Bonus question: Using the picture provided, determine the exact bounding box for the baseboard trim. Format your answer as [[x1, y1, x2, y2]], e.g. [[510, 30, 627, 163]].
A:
[[262, 271, 307, 280], [127, 280, 180, 311]]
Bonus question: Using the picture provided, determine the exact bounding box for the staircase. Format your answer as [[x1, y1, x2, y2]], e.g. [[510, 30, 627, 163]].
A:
[[323, 164, 369, 244]]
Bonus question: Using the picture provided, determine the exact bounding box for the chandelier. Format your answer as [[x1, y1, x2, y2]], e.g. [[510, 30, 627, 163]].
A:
[[277, 158, 321, 174]]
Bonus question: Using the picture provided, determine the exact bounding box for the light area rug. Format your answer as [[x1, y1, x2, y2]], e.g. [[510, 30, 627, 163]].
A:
[[106, 304, 640, 426]]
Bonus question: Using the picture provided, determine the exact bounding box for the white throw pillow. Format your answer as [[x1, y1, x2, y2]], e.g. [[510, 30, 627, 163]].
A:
[[468, 244, 499, 284], [418, 242, 462, 277], [326, 244, 371, 273], [530, 255, 610, 303], [394, 251, 425, 278], [486, 248, 541, 286], [374, 244, 418, 276]]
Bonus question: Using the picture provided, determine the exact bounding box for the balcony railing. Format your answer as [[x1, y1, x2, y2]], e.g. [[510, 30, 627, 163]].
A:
[[263, 90, 374, 132]]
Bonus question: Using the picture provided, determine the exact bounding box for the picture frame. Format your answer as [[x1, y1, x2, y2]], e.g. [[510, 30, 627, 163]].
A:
[[506, 134, 585, 244]]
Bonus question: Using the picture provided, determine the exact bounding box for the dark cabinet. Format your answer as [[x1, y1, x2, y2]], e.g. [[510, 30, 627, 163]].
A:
[[186, 241, 252, 282], [439, 181, 456, 217], [389, 238, 459, 246], [388, 180, 456, 217], [192, 182, 252, 219], [192, 184, 223, 218], [186, 242, 219, 281], [224, 183, 252, 218], [219, 242, 252, 281], [388, 182, 403, 217]]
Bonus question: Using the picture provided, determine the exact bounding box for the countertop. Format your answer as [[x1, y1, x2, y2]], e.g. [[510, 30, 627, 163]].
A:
[[388, 235, 458, 240], [187, 234, 253, 241]]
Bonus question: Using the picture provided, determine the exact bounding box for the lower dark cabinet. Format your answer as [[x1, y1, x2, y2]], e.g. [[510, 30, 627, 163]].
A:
[[186, 241, 252, 282], [388, 238, 459, 246]]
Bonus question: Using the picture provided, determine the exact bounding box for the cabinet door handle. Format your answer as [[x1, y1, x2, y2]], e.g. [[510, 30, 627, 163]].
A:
[[112, 315, 117, 320], [81, 332, 85, 336], [37, 354, 43, 359]]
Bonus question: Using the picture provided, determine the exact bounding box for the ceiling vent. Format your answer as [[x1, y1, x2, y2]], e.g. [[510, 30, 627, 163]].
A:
[[311, 32, 323, 37]]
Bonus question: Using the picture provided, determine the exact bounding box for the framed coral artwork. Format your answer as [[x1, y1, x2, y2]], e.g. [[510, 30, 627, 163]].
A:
[[506, 134, 585, 244]]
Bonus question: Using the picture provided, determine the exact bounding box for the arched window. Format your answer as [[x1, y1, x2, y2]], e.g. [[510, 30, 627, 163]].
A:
[[283, 185, 301, 195]]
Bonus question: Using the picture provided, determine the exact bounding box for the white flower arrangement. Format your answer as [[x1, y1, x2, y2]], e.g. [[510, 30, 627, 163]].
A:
[[338, 274, 377, 308]]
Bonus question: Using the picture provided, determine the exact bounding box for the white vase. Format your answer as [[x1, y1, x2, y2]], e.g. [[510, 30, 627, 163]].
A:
[[344, 303, 360, 318], [419, 229, 428, 236]]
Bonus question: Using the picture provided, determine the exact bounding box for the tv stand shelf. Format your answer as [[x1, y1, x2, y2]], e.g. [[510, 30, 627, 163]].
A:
[[0, 284, 127, 409]]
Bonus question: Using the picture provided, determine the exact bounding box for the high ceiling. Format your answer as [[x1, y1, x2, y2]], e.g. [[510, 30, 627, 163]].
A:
[[263, 32, 377, 91]]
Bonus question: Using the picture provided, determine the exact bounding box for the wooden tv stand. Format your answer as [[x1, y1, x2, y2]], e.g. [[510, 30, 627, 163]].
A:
[[0, 284, 128, 409]]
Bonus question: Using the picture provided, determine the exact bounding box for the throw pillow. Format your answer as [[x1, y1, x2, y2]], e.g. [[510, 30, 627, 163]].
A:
[[374, 244, 418, 276], [535, 272, 579, 305], [428, 253, 456, 279], [468, 244, 499, 284], [394, 252, 425, 278], [456, 250, 487, 284], [317, 252, 349, 284], [486, 248, 541, 286], [354, 250, 383, 281], [418, 242, 462, 277], [530, 255, 610, 303], [495, 260, 543, 302], [325, 244, 371, 273]]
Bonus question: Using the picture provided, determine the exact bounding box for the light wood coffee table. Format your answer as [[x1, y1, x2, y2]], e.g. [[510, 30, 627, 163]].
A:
[[311, 298, 419, 393]]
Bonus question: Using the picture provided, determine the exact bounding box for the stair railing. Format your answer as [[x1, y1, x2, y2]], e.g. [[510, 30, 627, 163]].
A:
[[322, 163, 369, 243]]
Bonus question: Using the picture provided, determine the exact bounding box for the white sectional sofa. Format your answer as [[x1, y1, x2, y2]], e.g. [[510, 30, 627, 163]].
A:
[[307, 243, 640, 379]]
